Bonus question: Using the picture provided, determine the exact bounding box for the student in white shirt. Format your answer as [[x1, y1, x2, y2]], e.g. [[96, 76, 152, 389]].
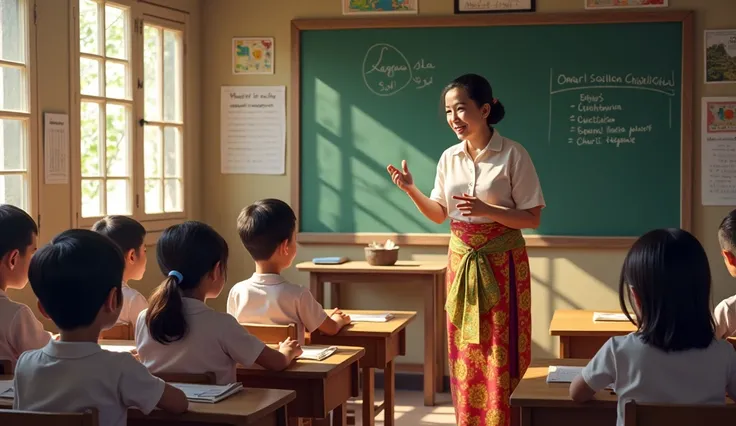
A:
[[92, 216, 149, 326], [569, 228, 736, 426], [0, 204, 51, 365], [14, 229, 187, 426], [136, 221, 302, 385], [227, 199, 351, 344], [714, 209, 736, 338]]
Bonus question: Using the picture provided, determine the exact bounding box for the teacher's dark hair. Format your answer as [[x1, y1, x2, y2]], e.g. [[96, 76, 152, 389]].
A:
[[441, 74, 505, 126], [619, 228, 714, 352]]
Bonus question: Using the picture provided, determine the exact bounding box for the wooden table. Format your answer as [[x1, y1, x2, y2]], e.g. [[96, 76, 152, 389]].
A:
[[296, 261, 447, 406], [0, 375, 296, 426], [549, 310, 635, 358], [238, 346, 365, 426], [310, 310, 416, 426], [510, 359, 617, 426]]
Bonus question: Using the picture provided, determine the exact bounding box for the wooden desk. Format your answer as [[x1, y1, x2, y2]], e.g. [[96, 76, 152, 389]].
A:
[[238, 346, 364, 426], [510, 359, 617, 426], [549, 310, 635, 358], [0, 375, 296, 426], [296, 261, 447, 406], [311, 310, 416, 426]]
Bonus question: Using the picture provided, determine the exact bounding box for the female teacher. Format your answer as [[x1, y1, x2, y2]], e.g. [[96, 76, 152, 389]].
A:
[[387, 74, 545, 426]]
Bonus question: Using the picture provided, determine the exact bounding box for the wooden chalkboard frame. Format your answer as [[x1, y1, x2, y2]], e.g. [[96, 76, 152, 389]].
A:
[[291, 11, 694, 248]]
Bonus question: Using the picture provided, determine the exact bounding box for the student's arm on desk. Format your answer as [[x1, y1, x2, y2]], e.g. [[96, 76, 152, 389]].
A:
[[158, 384, 189, 414], [318, 308, 351, 336], [570, 339, 616, 403], [255, 338, 303, 371], [570, 375, 597, 402]]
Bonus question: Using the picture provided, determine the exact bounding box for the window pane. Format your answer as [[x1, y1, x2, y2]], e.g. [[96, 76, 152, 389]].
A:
[[163, 30, 181, 122], [0, 66, 25, 112], [80, 57, 101, 96], [0, 0, 24, 63], [144, 125, 161, 178], [80, 101, 101, 176], [106, 179, 128, 214], [106, 103, 128, 176], [104, 5, 126, 59], [81, 179, 102, 217], [143, 25, 161, 121], [105, 61, 127, 99], [145, 179, 162, 214], [79, 0, 99, 55], [0, 118, 24, 171], [164, 178, 181, 212], [0, 174, 25, 209], [163, 126, 180, 178]]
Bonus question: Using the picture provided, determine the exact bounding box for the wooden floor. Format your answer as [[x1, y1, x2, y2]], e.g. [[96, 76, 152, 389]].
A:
[[352, 391, 454, 425]]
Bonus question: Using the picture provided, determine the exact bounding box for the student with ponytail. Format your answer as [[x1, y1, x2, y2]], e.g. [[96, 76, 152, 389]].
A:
[[135, 221, 302, 385]]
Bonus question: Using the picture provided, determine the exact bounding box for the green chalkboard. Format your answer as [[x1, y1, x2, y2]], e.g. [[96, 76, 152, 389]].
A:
[[297, 14, 689, 240]]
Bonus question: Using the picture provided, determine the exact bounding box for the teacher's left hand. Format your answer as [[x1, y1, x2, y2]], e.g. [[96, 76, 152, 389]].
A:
[[453, 193, 494, 218]]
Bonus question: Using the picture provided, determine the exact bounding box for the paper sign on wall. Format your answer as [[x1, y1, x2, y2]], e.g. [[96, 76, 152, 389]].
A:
[[44, 113, 69, 185]]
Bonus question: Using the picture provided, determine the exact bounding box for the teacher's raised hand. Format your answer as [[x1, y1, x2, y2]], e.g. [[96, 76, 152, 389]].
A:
[[387, 160, 415, 193], [453, 193, 494, 218]]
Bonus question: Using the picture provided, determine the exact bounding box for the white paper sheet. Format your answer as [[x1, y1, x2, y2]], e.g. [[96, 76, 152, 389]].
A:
[[702, 97, 736, 205], [592, 312, 629, 322], [0, 380, 13, 399], [298, 345, 338, 361], [546, 366, 583, 383], [349, 313, 395, 323], [44, 113, 69, 184], [171, 382, 243, 403], [220, 86, 285, 175]]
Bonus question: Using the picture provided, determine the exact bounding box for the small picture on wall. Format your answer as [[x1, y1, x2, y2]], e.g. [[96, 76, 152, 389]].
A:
[[454, 0, 534, 14], [705, 30, 736, 84], [342, 0, 418, 15], [233, 37, 274, 75], [585, 0, 667, 9]]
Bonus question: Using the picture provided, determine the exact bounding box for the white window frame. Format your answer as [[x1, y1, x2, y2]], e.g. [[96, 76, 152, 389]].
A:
[[70, 0, 188, 232]]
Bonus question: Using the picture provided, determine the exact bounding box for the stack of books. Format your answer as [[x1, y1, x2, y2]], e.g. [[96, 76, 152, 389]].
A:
[[298, 345, 339, 361]]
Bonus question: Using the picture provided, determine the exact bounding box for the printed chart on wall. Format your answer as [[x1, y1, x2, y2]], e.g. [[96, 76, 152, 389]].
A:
[[220, 86, 286, 175], [702, 97, 736, 205]]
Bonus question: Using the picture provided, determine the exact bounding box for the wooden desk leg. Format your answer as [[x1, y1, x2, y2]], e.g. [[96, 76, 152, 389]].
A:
[[520, 407, 531, 426], [559, 336, 571, 358], [434, 273, 445, 392], [333, 403, 347, 426], [330, 282, 341, 308], [424, 279, 436, 406], [310, 273, 324, 305], [384, 360, 395, 426], [362, 367, 375, 426], [276, 406, 288, 426]]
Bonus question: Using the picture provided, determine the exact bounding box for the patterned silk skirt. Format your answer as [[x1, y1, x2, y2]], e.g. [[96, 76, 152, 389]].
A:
[[446, 221, 532, 426]]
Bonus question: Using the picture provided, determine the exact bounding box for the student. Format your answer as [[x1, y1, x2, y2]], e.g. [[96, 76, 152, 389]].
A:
[[13, 229, 187, 426], [136, 221, 302, 385], [92, 215, 149, 326], [714, 209, 736, 338], [0, 204, 51, 365], [227, 199, 350, 344], [570, 228, 736, 426]]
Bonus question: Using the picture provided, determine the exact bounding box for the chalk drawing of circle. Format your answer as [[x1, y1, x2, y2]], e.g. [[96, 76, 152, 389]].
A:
[[362, 43, 413, 97]]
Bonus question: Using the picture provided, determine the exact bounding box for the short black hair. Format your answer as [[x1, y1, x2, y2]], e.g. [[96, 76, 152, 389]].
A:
[[619, 228, 714, 352], [0, 204, 38, 258], [718, 209, 736, 254], [237, 199, 296, 261], [29, 229, 124, 331], [92, 215, 146, 254]]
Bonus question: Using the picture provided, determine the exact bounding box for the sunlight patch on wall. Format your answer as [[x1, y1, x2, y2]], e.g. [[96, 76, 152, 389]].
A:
[[315, 78, 341, 137]]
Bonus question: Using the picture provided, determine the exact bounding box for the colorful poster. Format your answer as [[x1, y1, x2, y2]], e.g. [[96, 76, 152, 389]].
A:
[[702, 97, 736, 206], [585, 0, 667, 9], [342, 0, 418, 15], [706, 99, 736, 133], [232, 38, 274, 75], [705, 30, 736, 84]]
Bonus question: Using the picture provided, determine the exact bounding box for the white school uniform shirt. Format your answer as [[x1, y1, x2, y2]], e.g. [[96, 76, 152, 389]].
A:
[[714, 294, 736, 338], [13, 340, 166, 426], [582, 333, 736, 426], [117, 283, 148, 326], [429, 130, 546, 223], [0, 289, 51, 364], [227, 273, 329, 345], [136, 297, 266, 385]]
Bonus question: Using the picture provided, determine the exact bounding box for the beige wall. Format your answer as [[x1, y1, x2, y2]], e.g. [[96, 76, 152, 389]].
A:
[[201, 0, 736, 368]]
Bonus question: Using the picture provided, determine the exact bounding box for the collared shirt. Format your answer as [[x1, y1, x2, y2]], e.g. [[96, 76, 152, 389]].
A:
[[0, 289, 51, 364], [429, 130, 545, 223], [13, 340, 166, 426], [714, 294, 736, 338], [136, 297, 266, 385], [227, 273, 329, 345], [117, 283, 148, 326]]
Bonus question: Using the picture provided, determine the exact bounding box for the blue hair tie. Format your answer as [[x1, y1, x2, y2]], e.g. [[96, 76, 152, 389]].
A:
[[168, 270, 183, 283]]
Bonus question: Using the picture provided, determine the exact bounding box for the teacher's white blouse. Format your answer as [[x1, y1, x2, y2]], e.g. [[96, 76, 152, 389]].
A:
[[429, 130, 546, 223]]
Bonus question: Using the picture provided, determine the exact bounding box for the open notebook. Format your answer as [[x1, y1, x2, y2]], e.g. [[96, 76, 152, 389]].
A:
[[171, 382, 243, 403], [349, 313, 395, 323], [592, 312, 629, 322], [0, 380, 13, 399], [547, 366, 613, 390], [298, 345, 338, 361]]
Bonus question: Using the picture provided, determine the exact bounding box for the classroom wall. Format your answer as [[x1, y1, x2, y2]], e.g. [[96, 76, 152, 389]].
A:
[[8, 0, 203, 330], [201, 0, 736, 369]]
